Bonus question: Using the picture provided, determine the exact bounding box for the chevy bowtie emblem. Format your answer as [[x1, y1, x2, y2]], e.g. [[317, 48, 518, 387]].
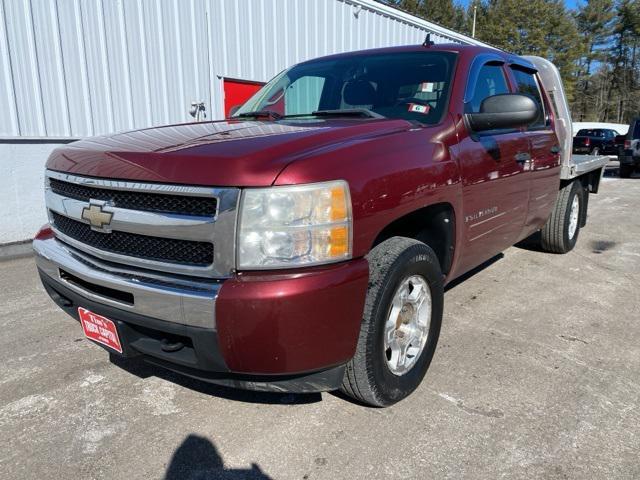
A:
[[82, 201, 113, 231]]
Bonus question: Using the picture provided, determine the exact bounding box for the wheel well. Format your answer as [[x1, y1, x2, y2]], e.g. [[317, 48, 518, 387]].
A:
[[371, 203, 455, 275], [561, 174, 594, 227]]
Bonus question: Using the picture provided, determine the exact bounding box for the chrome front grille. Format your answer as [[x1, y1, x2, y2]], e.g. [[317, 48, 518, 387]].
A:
[[49, 178, 218, 216], [45, 170, 240, 278], [51, 212, 214, 266]]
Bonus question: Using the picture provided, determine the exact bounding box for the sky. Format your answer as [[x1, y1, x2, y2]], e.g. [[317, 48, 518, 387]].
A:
[[457, 0, 579, 9]]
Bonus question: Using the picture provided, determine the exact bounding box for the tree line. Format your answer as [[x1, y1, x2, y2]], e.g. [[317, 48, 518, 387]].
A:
[[381, 0, 640, 124]]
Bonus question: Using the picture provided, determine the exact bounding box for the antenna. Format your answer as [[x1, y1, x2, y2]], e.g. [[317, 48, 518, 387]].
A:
[[422, 33, 434, 47]]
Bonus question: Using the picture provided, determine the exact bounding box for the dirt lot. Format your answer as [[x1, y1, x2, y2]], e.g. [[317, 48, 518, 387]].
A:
[[1, 162, 639, 480]]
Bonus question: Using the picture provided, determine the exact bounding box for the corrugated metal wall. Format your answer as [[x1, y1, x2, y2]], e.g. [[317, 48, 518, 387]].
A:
[[0, 0, 485, 139]]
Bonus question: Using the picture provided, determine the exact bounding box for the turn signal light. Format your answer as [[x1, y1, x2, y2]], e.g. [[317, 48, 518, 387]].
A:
[[34, 224, 54, 240]]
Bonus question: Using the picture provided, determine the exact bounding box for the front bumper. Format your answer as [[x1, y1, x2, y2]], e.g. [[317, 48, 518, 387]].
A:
[[34, 234, 369, 392]]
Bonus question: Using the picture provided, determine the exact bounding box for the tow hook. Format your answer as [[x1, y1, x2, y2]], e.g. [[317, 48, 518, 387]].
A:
[[160, 338, 184, 353]]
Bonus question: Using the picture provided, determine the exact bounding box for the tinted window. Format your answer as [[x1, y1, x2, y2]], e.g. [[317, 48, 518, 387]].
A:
[[469, 64, 510, 112], [235, 52, 457, 125], [511, 68, 545, 128], [578, 129, 605, 137]]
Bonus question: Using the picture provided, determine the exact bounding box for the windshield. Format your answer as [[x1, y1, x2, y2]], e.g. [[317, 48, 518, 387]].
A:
[[234, 51, 457, 125]]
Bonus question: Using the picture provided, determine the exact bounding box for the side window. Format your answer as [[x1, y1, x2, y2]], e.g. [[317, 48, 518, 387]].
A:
[[285, 76, 326, 115], [469, 64, 510, 112], [511, 68, 546, 128]]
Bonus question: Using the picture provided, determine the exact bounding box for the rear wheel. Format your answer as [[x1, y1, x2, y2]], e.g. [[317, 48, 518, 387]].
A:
[[341, 237, 443, 407], [541, 181, 584, 253], [620, 163, 634, 178]]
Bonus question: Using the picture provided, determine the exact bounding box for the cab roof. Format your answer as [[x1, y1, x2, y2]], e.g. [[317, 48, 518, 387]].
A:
[[298, 43, 536, 72]]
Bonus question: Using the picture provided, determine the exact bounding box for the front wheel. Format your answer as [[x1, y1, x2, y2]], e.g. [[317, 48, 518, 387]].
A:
[[341, 237, 443, 407], [541, 181, 584, 253]]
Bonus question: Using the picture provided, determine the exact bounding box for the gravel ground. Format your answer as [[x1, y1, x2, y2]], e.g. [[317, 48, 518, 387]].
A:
[[1, 161, 639, 480]]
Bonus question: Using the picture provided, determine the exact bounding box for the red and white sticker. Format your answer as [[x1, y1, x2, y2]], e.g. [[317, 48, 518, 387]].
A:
[[78, 307, 123, 353], [408, 103, 430, 114]]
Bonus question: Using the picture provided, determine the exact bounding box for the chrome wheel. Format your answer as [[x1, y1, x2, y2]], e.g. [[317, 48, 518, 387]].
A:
[[384, 275, 431, 376], [568, 194, 579, 240]]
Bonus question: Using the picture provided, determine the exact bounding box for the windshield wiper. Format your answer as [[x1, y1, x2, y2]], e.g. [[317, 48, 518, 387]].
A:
[[235, 110, 282, 120], [310, 109, 384, 119]]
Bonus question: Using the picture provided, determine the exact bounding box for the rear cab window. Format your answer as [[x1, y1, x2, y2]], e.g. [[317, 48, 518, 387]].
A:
[[578, 129, 606, 138]]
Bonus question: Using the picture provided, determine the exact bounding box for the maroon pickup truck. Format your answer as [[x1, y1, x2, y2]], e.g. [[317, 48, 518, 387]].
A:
[[34, 43, 605, 406]]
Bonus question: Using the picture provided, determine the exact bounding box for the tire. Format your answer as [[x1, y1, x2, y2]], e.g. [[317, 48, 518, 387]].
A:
[[590, 147, 600, 156], [341, 237, 444, 407], [541, 181, 584, 253], [619, 163, 633, 178]]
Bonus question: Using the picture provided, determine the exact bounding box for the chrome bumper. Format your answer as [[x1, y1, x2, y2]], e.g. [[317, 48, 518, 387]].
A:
[[34, 236, 221, 329]]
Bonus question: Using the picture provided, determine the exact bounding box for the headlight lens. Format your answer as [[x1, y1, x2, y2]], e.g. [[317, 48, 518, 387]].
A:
[[237, 180, 352, 269]]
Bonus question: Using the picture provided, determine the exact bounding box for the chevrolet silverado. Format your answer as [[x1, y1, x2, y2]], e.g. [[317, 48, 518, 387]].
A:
[[34, 43, 608, 406]]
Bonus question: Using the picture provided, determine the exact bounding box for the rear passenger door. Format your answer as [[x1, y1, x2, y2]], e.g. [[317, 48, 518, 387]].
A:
[[454, 61, 531, 274], [509, 66, 561, 234]]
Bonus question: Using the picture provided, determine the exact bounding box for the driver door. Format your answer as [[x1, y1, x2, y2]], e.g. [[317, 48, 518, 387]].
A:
[[454, 61, 531, 274]]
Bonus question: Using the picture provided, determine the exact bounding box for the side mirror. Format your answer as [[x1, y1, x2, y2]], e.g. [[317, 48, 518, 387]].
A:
[[228, 105, 242, 117], [466, 93, 538, 132]]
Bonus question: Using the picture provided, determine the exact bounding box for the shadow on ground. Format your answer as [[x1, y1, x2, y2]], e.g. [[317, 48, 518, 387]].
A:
[[444, 253, 504, 291], [165, 434, 272, 480], [515, 231, 546, 253], [109, 354, 322, 406]]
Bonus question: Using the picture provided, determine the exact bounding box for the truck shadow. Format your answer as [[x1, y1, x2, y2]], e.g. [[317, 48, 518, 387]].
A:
[[444, 253, 504, 291], [109, 354, 322, 406], [165, 434, 273, 479], [514, 231, 546, 252]]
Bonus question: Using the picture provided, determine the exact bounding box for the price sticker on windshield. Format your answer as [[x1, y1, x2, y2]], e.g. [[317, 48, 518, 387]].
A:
[[408, 103, 430, 115]]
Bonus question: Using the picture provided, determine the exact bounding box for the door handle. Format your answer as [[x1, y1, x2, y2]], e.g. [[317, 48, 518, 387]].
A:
[[550, 145, 561, 154], [514, 152, 531, 164]]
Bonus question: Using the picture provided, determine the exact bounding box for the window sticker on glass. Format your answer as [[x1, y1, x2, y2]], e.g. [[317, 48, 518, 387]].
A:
[[419, 82, 434, 93], [408, 103, 430, 114]]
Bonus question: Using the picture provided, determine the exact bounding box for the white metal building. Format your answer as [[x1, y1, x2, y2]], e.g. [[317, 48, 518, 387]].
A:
[[0, 0, 486, 245]]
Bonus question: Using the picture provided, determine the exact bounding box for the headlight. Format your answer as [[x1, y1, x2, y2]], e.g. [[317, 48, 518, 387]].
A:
[[237, 180, 352, 269]]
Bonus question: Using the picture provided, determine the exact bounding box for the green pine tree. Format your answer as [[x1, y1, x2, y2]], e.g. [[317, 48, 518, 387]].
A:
[[382, 0, 467, 31], [573, 0, 616, 121], [605, 0, 640, 122], [470, 0, 582, 102]]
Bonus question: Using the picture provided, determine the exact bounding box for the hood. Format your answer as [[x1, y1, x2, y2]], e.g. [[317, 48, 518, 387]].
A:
[[46, 118, 411, 186]]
